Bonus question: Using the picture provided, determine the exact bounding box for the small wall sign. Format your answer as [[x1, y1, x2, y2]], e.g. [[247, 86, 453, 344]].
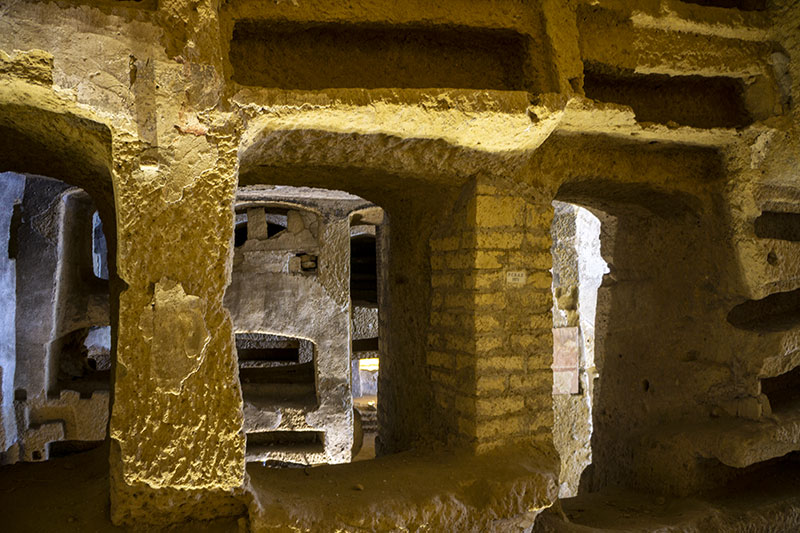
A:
[[506, 270, 527, 287]]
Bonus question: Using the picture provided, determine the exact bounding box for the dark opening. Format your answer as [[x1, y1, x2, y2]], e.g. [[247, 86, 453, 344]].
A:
[[754, 212, 800, 242], [768, 251, 779, 265], [234, 208, 289, 247], [681, 0, 766, 10], [351, 234, 378, 305], [762, 366, 800, 414], [727, 288, 800, 332], [246, 431, 325, 454], [237, 347, 299, 363], [234, 221, 248, 247], [237, 334, 317, 406], [48, 440, 103, 458], [268, 220, 288, 237], [236, 333, 301, 364], [230, 21, 532, 91], [349, 223, 382, 462], [584, 65, 752, 129], [352, 337, 379, 353], [239, 363, 315, 388], [92, 0, 156, 8], [54, 328, 111, 397]]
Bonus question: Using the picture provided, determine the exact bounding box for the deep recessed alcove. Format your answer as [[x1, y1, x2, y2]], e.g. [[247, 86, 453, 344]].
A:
[[583, 65, 753, 129], [246, 430, 326, 462], [681, 0, 766, 11], [762, 366, 800, 414], [60, 0, 158, 11], [754, 211, 800, 241], [727, 288, 800, 332], [229, 20, 534, 90]]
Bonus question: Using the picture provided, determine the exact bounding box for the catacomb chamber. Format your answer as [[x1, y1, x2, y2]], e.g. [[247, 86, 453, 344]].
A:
[[0, 0, 799, 530]]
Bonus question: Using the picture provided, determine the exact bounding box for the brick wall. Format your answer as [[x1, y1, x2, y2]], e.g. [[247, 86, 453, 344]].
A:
[[428, 178, 555, 453]]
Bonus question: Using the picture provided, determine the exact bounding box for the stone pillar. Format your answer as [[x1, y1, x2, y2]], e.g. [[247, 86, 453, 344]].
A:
[[428, 178, 555, 454], [108, 131, 245, 523]]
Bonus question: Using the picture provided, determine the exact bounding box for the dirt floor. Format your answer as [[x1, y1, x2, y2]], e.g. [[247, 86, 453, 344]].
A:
[[0, 444, 242, 533], [9, 439, 800, 532]]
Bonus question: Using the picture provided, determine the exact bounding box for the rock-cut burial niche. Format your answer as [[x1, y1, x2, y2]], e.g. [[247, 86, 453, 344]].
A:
[[236, 333, 317, 407], [761, 365, 800, 416], [229, 20, 534, 91], [727, 288, 800, 333], [226, 187, 387, 467], [233, 205, 318, 273], [583, 63, 753, 129], [225, 186, 386, 466], [236, 333, 323, 464], [754, 211, 800, 242], [680, 0, 766, 10]]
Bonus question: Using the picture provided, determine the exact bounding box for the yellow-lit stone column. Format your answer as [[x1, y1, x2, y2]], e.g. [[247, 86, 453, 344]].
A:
[[108, 86, 245, 524]]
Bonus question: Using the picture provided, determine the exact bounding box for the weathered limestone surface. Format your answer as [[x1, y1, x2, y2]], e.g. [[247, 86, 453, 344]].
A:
[[246, 445, 558, 533], [0, 0, 798, 530], [110, 121, 246, 522]]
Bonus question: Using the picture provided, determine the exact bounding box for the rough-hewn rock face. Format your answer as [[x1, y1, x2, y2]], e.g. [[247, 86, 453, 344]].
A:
[[0, 0, 798, 530]]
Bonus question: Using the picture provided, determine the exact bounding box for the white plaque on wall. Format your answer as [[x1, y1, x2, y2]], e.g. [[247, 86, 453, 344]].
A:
[[506, 271, 527, 287]]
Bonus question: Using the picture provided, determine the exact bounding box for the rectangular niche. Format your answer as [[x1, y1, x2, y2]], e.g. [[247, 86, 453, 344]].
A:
[[236, 333, 317, 406], [680, 0, 766, 11], [236, 333, 303, 365], [230, 20, 533, 91], [754, 211, 800, 241], [762, 366, 800, 414], [68, 0, 158, 10], [583, 65, 753, 129], [246, 430, 325, 456]]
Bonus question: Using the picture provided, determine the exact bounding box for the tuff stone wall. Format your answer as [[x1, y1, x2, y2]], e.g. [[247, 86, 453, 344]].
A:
[[0, 0, 797, 530]]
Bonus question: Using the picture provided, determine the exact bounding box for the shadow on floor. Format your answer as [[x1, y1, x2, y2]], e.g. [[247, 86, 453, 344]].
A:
[[0, 443, 243, 533]]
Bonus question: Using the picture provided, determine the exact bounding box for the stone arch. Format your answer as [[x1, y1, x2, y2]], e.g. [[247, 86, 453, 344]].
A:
[[0, 88, 119, 464], [237, 126, 486, 454]]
